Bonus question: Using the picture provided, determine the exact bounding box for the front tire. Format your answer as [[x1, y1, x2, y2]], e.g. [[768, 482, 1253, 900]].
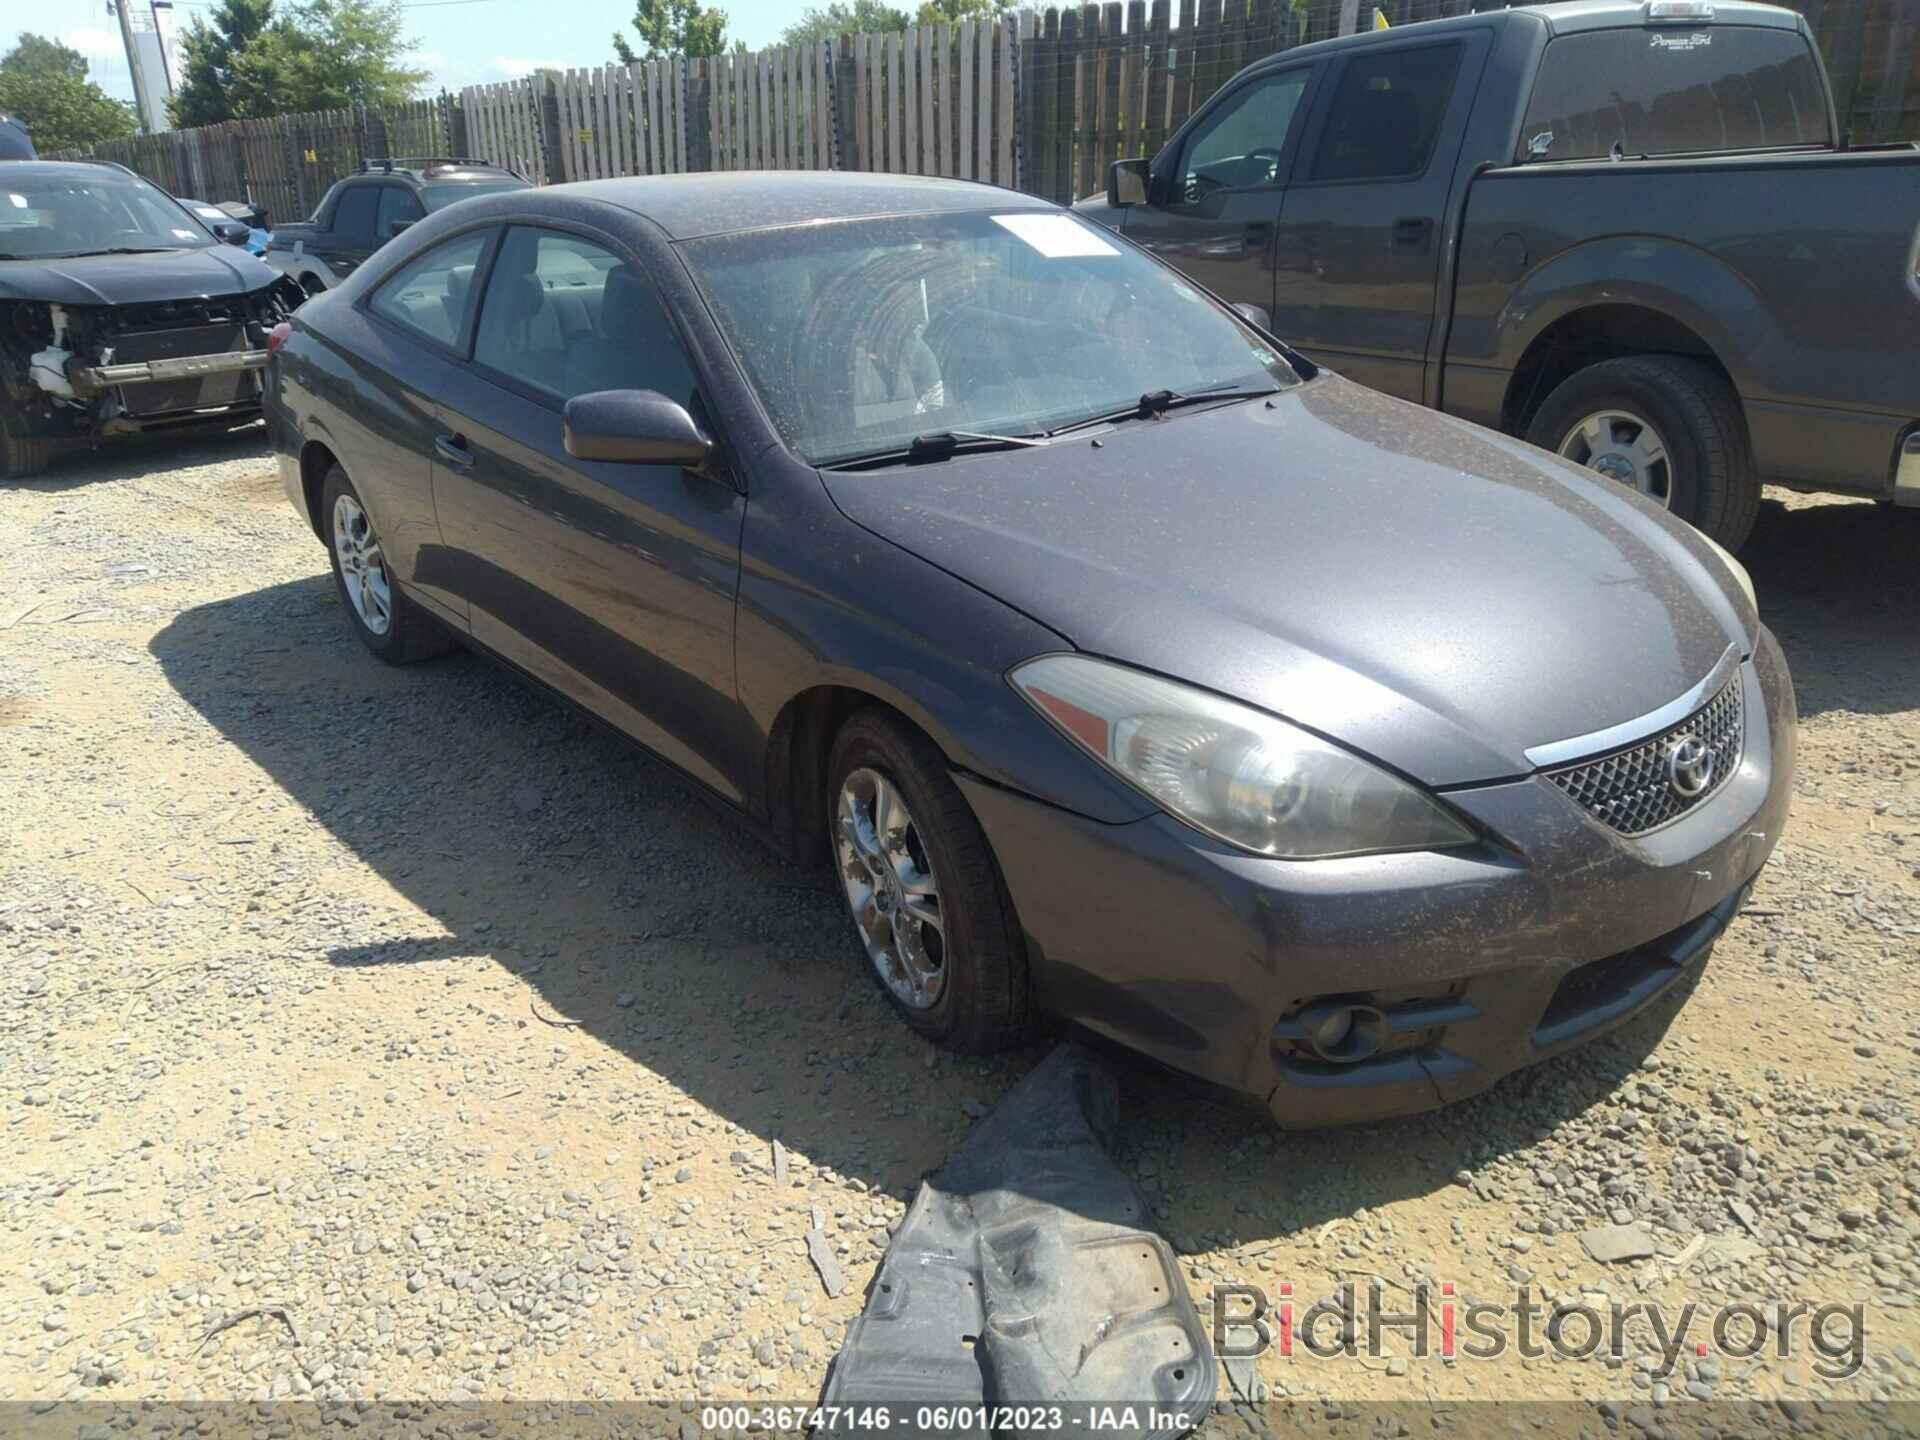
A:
[[826, 709, 1033, 1052], [320, 466, 452, 664], [0, 421, 52, 481], [1526, 356, 1759, 551]]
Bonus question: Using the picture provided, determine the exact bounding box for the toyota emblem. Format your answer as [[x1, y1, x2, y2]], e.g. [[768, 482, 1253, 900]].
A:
[[1667, 734, 1714, 798]]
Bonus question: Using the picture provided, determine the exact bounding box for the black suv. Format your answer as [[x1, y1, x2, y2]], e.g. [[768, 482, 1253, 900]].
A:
[[265, 158, 527, 296]]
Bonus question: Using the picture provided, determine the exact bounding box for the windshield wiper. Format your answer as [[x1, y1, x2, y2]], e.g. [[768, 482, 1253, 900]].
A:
[[1048, 384, 1279, 437], [823, 429, 1049, 470]]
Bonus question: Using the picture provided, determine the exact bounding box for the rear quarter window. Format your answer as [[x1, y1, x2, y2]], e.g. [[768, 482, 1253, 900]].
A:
[[1520, 27, 1830, 161]]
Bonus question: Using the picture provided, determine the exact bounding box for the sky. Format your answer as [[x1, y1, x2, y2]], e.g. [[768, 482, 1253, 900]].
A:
[[7, 0, 808, 108]]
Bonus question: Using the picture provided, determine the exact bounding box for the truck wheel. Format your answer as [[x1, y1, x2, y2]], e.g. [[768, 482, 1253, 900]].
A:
[[0, 423, 52, 481], [1526, 356, 1759, 551]]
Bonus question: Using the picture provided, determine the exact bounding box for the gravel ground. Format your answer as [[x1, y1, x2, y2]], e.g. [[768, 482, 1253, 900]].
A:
[[1, 427, 1917, 1428]]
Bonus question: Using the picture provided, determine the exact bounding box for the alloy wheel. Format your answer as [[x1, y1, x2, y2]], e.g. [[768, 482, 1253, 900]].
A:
[[835, 767, 945, 1009], [332, 492, 393, 636], [1557, 409, 1674, 508]]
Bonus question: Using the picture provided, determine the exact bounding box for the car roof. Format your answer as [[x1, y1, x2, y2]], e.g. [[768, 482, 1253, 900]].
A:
[[540, 169, 1056, 241], [0, 159, 140, 182], [1241, 0, 1802, 71]]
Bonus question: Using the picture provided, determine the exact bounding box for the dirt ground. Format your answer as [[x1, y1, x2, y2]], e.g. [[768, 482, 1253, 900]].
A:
[[2, 426, 1917, 1428]]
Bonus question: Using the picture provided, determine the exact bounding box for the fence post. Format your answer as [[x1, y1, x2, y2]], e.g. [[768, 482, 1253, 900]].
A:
[[447, 91, 468, 157], [832, 34, 860, 170], [538, 72, 568, 181], [364, 107, 390, 161]]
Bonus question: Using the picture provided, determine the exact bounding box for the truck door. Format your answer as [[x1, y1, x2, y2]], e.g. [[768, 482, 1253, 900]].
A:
[[1268, 33, 1488, 401], [1121, 62, 1318, 316]]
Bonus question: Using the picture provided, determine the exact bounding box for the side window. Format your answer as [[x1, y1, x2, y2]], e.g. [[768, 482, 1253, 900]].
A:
[[1179, 69, 1310, 200], [331, 183, 379, 244], [367, 230, 490, 349], [374, 184, 425, 239], [1309, 43, 1462, 182], [473, 226, 698, 409]]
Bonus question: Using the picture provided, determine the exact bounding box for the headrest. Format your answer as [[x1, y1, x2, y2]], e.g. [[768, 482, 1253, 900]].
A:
[[598, 265, 650, 347]]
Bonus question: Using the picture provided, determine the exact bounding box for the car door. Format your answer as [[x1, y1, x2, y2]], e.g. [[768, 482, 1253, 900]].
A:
[[1267, 33, 1488, 401], [347, 226, 494, 626], [1121, 63, 1318, 313], [431, 223, 750, 804], [317, 180, 380, 281]]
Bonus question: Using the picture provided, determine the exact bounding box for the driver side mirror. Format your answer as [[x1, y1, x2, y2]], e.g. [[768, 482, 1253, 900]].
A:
[[563, 389, 713, 468], [1107, 157, 1150, 209], [387, 218, 415, 238], [212, 219, 251, 246]]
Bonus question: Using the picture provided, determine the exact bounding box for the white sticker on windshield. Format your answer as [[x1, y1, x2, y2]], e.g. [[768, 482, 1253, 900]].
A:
[[8, 193, 26, 208], [172, 228, 197, 239], [990, 213, 1119, 258]]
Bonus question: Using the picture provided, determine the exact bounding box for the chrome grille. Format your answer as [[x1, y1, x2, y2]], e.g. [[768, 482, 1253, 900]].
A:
[[1545, 676, 1744, 835]]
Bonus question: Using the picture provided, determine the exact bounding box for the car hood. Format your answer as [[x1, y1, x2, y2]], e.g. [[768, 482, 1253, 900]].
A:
[[818, 375, 1753, 788], [0, 245, 279, 305]]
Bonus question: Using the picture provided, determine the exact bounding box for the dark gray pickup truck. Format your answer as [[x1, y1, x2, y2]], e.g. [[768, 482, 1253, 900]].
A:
[[1079, 0, 1920, 548]]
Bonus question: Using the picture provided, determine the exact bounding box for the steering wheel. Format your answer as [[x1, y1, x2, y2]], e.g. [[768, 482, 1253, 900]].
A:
[[1231, 147, 1285, 188]]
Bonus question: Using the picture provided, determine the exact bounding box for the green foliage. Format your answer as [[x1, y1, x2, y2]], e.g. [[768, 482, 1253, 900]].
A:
[[227, 0, 428, 116], [0, 33, 137, 150], [615, 0, 732, 60], [912, 0, 1010, 24], [778, 0, 911, 47], [171, 0, 276, 126]]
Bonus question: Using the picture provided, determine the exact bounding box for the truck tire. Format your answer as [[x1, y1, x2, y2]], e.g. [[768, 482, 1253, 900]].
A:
[[1526, 356, 1759, 551], [0, 423, 52, 481]]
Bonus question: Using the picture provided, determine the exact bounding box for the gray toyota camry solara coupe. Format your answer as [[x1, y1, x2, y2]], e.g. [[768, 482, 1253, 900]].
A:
[[268, 171, 1793, 1126]]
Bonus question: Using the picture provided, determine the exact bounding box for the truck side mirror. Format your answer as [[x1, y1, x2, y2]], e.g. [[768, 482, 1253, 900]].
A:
[[1108, 158, 1151, 209], [387, 218, 416, 239]]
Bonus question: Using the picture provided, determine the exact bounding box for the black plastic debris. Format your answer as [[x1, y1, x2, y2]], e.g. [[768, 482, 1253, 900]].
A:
[[819, 1044, 1215, 1438]]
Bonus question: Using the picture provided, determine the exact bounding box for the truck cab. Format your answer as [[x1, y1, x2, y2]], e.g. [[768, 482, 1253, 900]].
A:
[[1082, 0, 1920, 547]]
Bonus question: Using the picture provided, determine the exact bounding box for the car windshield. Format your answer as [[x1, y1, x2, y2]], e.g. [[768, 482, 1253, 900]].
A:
[[0, 170, 214, 259], [682, 209, 1299, 465], [420, 180, 528, 212]]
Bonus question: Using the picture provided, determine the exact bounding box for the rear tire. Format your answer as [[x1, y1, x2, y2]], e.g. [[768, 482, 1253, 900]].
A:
[[320, 465, 453, 665], [1526, 355, 1760, 551], [826, 708, 1034, 1053]]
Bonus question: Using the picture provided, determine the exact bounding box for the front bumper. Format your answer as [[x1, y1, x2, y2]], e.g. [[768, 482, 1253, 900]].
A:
[[74, 348, 270, 393], [959, 626, 1795, 1128]]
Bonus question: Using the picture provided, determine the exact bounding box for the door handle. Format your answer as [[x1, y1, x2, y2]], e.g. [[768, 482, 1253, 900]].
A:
[[1391, 216, 1434, 254], [1245, 220, 1274, 249], [434, 432, 474, 470]]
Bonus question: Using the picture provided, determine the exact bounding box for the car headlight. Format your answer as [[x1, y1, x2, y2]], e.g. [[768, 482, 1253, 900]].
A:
[[1698, 533, 1757, 614], [1010, 655, 1476, 859]]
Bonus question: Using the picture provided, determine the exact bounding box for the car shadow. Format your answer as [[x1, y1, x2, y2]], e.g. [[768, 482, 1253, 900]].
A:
[[149, 574, 1051, 1207], [150, 572, 1702, 1247], [1740, 492, 1920, 720]]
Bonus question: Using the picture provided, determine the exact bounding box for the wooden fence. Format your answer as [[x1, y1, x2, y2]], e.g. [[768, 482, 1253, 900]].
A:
[[47, 0, 1918, 216]]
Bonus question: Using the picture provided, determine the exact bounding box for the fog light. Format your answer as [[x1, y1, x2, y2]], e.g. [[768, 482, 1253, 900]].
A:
[[1312, 1008, 1354, 1053], [1296, 1000, 1387, 1063]]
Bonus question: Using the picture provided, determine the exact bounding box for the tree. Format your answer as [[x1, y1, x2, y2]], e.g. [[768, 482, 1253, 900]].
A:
[[227, 0, 427, 116], [170, 0, 276, 126], [612, 0, 731, 62], [778, 0, 910, 47], [912, 0, 1008, 23], [0, 33, 136, 150]]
